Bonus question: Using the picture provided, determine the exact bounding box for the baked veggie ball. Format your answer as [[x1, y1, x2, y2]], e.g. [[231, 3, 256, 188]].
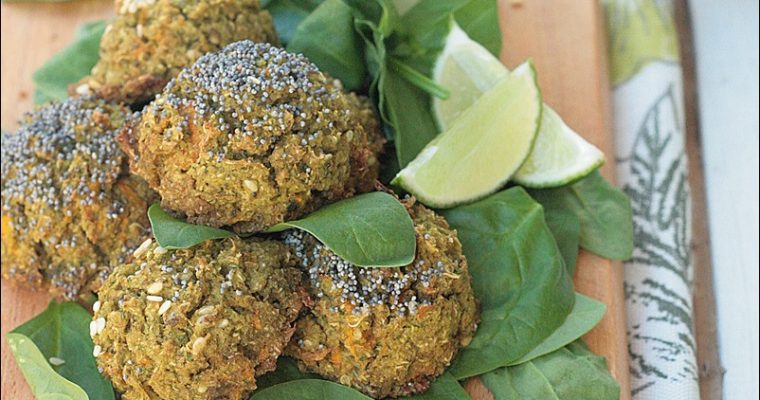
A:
[[92, 237, 305, 400], [1, 97, 154, 298], [283, 201, 478, 398], [75, 0, 278, 104], [118, 40, 384, 233]]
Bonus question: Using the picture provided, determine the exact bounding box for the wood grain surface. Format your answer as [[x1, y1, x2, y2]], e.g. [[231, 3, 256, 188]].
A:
[[498, 2, 632, 399], [1, 3, 114, 399], [1, 1, 631, 399]]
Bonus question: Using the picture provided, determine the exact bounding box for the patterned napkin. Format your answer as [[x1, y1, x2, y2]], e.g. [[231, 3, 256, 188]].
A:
[[604, 0, 700, 399]]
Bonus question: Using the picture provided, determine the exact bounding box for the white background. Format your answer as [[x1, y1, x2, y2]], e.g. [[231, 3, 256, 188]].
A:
[[690, 1, 759, 399]]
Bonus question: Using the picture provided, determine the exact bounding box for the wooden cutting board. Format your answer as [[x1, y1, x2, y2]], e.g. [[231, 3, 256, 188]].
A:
[[0, 1, 630, 398]]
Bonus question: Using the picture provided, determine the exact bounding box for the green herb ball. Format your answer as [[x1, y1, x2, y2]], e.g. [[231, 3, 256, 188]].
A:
[[92, 237, 305, 400], [76, 0, 278, 104], [118, 41, 384, 233], [283, 201, 479, 398], [1, 97, 155, 299]]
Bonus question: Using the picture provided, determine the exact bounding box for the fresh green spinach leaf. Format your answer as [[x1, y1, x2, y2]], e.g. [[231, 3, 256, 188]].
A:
[[341, 0, 437, 166], [256, 357, 320, 390], [344, 0, 394, 98], [250, 379, 372, 399], [349, 1, 389, 127], [480, 340, 620, 400], [542, 207, 581, 274], [33, 19, 106, 105], [300, 0, 479, 167], [393, 0, 419, 16], [348, 1, 440, 164], [384, 0, 501, 166], [267, 192, 416, 267], [401, 372, 470, 400], [7, 333, 89, 400], [402, 0, 501, 58], [382, 61, 440, 166], [257, 359, 469, 399], [442, 187, 575, 379], [148, 204, 234, 249], [286, 0, 367, 90], [388, 57, 449, 99], [379, 143, 402, 185], [508, 293, 605, 365], [11, 300, 114, 400], [261, 0, 324, 44], [257, 360, 468, 399], [529, 171, 634, 261], [345, 0, 399, 36]]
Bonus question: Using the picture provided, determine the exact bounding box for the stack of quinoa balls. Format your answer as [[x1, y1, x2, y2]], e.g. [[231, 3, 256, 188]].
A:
[[2, 0, 480, 398]]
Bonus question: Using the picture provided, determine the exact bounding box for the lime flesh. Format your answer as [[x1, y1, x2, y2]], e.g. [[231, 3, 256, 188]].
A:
[[432, 23, 604, 188], [393, 62, 542, 208], [513, 107, 604, 187], [432, 24, 508, 130]]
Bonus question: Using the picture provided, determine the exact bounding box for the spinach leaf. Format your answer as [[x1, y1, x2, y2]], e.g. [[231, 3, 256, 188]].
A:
[[282, 0, 502, 167], [268, 192, 416, 267], [10, 300, 114, 400], [442, 187, 575, 379], [33, 19, 106, 104], [402, 0, 501, 58], [480, 341, 620, 400], [542, 207, 581, 274], [250, 379, 372, 399], [261, 0, 324, 44], [256, 357, 320, 390], [401, 372, 470, 400], [382, 61, 440, 166], [345, 0, 394, 97], [286, 0, 367, 90], [508, 293, 605, 365], [529, 171, 634, 261], [393, 0, 419, 16], [347, 0, 441, 165], [384, 0, 501, 166], [7, 333, 89, 400], [258, 360, 469, 399], [148, 204, 234, 249], [345, 0, 399, 36]]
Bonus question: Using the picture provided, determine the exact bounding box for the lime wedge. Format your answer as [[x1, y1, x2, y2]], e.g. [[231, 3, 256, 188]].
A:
[[512, 107, 604, 187], [432, 23, 604, 188], [431, 24, 508, 130], [392, 62, 542, 208]]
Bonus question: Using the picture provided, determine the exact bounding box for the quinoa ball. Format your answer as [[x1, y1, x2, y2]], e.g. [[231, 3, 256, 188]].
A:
[[1, 97, 155, 298], [118, 41, 385, 233], [283, 201, 478, 398], [75, 0, 278, 104], [92, 237, 305, 400]]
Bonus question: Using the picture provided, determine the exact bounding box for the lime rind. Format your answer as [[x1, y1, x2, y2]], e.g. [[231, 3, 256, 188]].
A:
[[430, 22, 605, 190], [393, 61, 543, 208], [513, 106, 605, 188]]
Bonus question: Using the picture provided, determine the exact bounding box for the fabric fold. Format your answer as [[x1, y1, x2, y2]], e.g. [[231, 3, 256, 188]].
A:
[[604, 0, 700, 399]]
